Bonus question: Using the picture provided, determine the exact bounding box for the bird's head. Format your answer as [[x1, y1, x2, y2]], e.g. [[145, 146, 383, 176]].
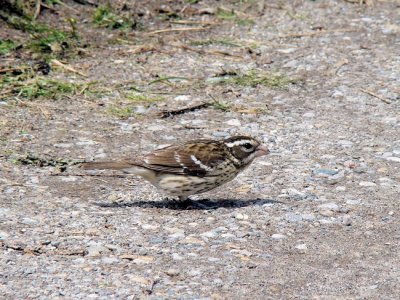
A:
[[224, 136, 269, 166]]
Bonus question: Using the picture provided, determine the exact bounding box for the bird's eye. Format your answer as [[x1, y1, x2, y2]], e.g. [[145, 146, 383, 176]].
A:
[[243, 143, 253, 150]]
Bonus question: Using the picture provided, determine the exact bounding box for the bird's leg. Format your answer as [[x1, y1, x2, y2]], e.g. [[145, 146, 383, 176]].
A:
[[178, 196, 188, 202], [178, 196, 212, 210]]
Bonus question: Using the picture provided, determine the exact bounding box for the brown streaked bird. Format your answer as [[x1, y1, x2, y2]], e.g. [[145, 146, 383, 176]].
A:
[[81, 136, 269, 201]]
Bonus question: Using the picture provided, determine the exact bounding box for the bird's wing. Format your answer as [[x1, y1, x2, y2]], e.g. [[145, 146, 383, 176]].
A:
[[138, 141, 226, 176]]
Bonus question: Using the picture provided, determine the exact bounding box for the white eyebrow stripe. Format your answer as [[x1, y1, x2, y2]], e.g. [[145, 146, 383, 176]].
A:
[[190, 155, 213, 171], [226, 140, 252, 147]]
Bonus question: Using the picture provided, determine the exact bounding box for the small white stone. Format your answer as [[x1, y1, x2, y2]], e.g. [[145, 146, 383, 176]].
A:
[[346, 199, 360, 205], [335, 186, 346, 192], [60, 176, 78, 182], [277, 48, 297, 54], [200, 230, 218, 238], [386, 157, 400, 162], [235, 213, 249, 220], [76, 140, 96, 146], [271, 234, 286, 240], [165, 268, 180, 277], [141, 224, 158, 230], [342, 216, 352, 226], [359, 181, 377, 187], [172, 253, 184, 260], [226, 119, 241, 126], [102, 257, 119, 264], [174, 95, 191, 101], [318, 203, 339, 212], [295, 244, 307, 250], [302, 112, 315, 118]]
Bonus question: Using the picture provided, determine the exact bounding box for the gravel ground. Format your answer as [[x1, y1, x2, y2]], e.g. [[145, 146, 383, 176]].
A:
[[1, 0, 399, 299]]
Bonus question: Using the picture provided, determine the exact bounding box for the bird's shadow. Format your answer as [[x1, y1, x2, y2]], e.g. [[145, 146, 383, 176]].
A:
[[93, 198, 283, 210]]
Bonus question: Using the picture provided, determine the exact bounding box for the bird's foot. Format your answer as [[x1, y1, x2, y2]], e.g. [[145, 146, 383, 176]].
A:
[[178, 198, 215, 210]]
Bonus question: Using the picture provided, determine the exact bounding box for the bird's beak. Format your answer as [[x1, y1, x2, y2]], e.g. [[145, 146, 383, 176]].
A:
[[255, 145, 269, 157]]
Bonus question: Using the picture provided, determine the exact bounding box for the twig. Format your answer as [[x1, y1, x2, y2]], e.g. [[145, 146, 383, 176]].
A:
[[51, 59, 88, 77], [38, 2, 57, 12], [0, 66, 30, 74], [276, 28, 358, 39], [177, 44, 244, 59], [33, 0, 42, 20], [15, 97, 52, 119], [159, 102, 212, 118], [169, 20, 218, 25], [56, 0, 79, 12], [72, 0, 98, 6], [148, 76, 190, 85], [50, 173, 133, 178], [126, 44, 158, 54], [145, 27, 207, 36], [359, 88, 392, 104], [327, 58, 349, 76], [144, 279, 159, 295]]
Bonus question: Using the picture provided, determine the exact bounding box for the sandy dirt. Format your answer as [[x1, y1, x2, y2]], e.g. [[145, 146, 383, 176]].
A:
[[1, 0, 399, 299]]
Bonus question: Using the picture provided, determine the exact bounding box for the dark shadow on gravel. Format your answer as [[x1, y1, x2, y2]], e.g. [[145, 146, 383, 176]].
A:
[[93, 198, 283, 210]]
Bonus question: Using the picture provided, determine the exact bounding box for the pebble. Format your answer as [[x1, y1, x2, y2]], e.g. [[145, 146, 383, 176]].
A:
[[201, 229, 220, 238], [271, 234, 286, 240], [60, 177, 78, 182], [102, 257, 119, 264], [359, 181, 377, 187], [0, 231, 9, 240], [168, 232, 185, 239], [178, 236, 204, 245], [0, 208, 10, 215], [335, 186, 346, 192], [174, 95, 190, 101], [326, 171, 345, 185], [284, 212, 303, 223], [165, 269, 180, 277], [280, 188, 307, 200], [346, 200, 360, 206], [318, 203, 339, 212], [235, 213, 249, 220], [147, 125, 164, 131], [54, 143, 73, 148], [313, 169, 339, 176], [86, 243, 108, 257], [76, 140, 96, 146], [277, 48, 297, 54], [295, 244, 308, 253], [172, 253, 184, 261], [226, 119, 241, 126], [301, 213, 316, 221], [386, 157, 400, 162], [337, 140, 353, 147], [319, 219, 334, 224], [20, 218, 38, 226], [393, 149, 400, 155], [302, 112, 315, 118], [221, 233, 236, 239], [134, 106, 148, 114], [342, 216, 352, 226], [141, 224, 158, 230], [319, 210, 334, 217], [212, 131, 229, 138]]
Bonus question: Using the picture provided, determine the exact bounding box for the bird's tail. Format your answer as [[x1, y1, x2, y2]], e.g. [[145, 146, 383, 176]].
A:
[[80, 161, 135, 170], [81, 161, 156, 182]]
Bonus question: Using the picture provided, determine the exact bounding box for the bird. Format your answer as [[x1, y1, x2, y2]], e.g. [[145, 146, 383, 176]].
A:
[[81, 135, 269, 202]]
